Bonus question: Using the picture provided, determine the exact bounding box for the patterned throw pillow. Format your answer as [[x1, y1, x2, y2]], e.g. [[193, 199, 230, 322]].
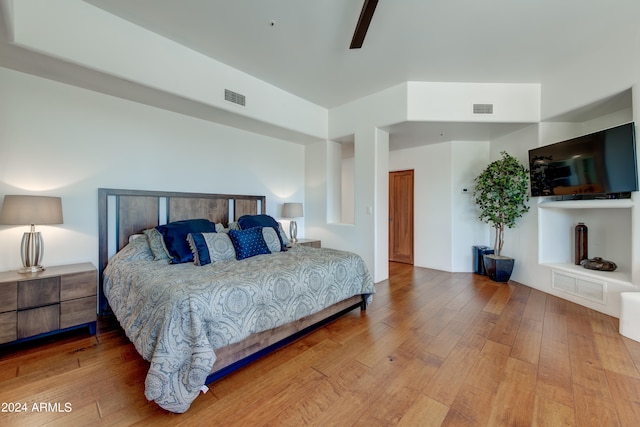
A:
[[262, 227, 282, 253], [228, 227, 271, 260], [114, 235, 154, 262], [143, 228, 170, 261], [205, 233, 236, 261], [277, 222, 290, 247], [187, 232, 236, 266]]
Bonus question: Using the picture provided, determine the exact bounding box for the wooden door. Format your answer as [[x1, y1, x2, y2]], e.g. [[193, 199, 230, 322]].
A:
[[389, 170, 414, 264]]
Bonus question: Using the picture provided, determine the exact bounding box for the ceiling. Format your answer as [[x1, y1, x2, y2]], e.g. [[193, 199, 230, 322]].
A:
[[84, 0, 639, 108], [2, 1, 638, 148]]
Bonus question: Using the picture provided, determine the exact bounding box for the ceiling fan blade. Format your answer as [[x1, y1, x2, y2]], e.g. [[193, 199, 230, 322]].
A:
[[350, 0, 379, 49]]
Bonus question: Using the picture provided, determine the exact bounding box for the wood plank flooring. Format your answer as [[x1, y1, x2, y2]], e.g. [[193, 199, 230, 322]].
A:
[[2, 262, 640, 426]]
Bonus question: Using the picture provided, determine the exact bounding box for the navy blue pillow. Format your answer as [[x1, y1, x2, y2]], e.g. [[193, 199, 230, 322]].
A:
[[156, 219, 216, 264], [187, 232, 211, 266], [237, 214, 285, 251], [228, 227, 271, 260]]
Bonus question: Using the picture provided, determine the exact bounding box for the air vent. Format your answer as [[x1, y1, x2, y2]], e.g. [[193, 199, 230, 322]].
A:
[[225, 89, 246, 106], [473, 103, 494, 114], [552, 270, 606, 304]]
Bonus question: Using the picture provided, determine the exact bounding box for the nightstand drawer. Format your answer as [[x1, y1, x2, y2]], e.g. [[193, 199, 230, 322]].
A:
[[60, 296, 97, 329], [17, 305, 59, 338], [0, 263, 97, 346], [0, 282, 17, 313], [0, 312, 17, 344], [18, 277, 60, 309], [61, 271, 97, 300]]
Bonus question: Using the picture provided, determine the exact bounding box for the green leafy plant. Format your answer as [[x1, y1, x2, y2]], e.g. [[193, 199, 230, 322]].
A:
[[473, 151, 530, 257]]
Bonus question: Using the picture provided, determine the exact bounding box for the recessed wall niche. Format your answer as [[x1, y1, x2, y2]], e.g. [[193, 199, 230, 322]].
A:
[[328, 136, 355, 225], [538, 200, 633, 283], [536, 88, 637, 309]]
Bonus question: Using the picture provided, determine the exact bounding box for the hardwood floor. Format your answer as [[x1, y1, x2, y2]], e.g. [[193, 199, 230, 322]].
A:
[[2, 262, 640, 426]]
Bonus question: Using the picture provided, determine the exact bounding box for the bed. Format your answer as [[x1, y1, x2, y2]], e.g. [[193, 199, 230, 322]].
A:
[[97, 188, 375, 413]]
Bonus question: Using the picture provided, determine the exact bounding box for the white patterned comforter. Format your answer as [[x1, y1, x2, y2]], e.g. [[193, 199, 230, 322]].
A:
[[103, 238, 375, 413]]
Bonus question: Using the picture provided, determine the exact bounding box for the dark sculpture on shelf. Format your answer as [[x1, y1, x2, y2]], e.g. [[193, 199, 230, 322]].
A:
[[575, 223, 588, 265], [580, 257, 617, 272]]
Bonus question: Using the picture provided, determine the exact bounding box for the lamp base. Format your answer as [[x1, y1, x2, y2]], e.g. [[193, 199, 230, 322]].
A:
[[19, 265, 45, 274], [289, 220, 298, 243], [20, 230, 45, 274]]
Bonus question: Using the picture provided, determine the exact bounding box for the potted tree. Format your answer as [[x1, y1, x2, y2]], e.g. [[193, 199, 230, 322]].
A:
[[473, 151, 530, 282]]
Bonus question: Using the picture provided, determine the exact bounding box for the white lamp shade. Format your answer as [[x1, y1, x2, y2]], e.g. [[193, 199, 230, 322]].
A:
[[0, 195, 63, 225], [282, 202, 303, 218]]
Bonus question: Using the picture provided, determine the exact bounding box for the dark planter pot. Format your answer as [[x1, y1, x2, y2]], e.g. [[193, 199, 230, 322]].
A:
[[483, 254, 515, 283]]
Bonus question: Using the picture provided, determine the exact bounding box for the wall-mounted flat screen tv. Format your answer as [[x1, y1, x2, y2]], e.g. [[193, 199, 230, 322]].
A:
[[528, 122, 638, 199]]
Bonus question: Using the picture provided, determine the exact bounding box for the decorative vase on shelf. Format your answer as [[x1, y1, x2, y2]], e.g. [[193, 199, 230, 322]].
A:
[[574, 222, 588, 265]]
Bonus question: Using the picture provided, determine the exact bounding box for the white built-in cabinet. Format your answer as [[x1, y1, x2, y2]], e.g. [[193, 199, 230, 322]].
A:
[[536, 88, 638, 310], [538, 199, 634, 305]]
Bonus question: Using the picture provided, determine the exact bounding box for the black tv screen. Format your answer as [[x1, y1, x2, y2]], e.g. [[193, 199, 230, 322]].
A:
[[529, 122, 638, 199]]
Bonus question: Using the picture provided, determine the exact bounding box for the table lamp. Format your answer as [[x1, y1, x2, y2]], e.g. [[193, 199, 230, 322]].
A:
[[0, 195, 63, 273], [282, 202, 303, 243]]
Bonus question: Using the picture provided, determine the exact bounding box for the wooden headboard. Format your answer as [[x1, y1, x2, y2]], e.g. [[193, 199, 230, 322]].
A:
[[97, 188, 266, 314]]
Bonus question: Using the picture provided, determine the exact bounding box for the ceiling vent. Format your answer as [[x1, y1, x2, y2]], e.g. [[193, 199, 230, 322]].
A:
[[473, 103, 494, 114], [225, 89, 246, 106]]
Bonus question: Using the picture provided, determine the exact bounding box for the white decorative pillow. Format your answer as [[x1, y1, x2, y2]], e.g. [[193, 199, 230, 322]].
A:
[[262, 227, 282, 253]]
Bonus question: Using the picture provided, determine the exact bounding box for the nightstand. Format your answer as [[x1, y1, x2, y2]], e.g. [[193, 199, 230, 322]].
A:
[[0, 263, 97, 345], [294, 238, 321, 248]]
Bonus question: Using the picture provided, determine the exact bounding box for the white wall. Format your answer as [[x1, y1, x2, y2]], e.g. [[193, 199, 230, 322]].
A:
[[327, 80, 538, 280], [341, 143, 355, 224], [540, 24, 640, 121], [305, 129, 388, 283], [407, 82, 541, 123], [326, 140, 343, 223], [451, 140, 492, 272], [323, 83, 402, 283], [11, 0, 328, 139], [389, 143, 451, 270], [327, 82, 538, 281], [373, 129, 390, 282], [0, 67, 306, 272], [389, 140, 489, 272]]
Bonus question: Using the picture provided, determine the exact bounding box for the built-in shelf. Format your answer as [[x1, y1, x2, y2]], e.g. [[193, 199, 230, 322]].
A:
[[542, 262, 632, 285], [538, 199, 634, 209], [538, 205, 632, 284], [536, 90, 637, 316]]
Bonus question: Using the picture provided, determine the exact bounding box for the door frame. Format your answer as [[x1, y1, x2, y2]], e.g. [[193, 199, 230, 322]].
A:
[[389, 169, 414, 264]]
